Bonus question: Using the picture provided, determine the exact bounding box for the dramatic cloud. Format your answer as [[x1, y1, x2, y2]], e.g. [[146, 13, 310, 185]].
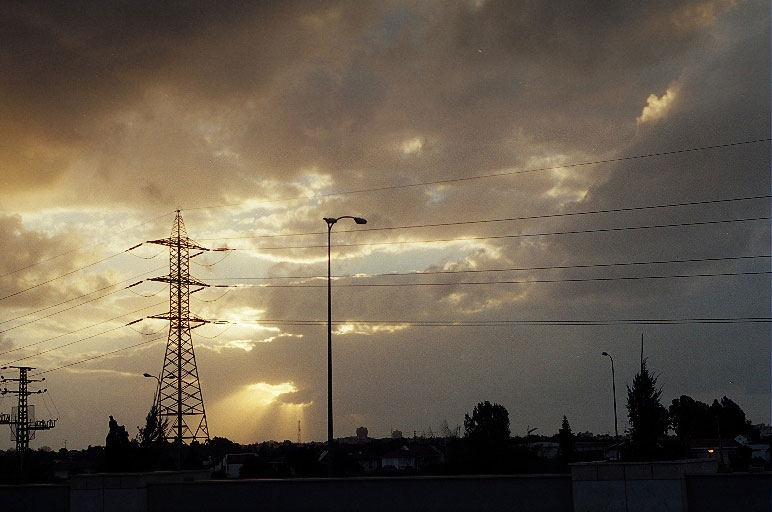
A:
[[637, 84, 681, 124], [0, 0, 767, 449]]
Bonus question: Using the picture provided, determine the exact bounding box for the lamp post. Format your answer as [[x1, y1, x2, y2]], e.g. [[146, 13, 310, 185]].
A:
[[143, 373, 161, 412], [324, 215, 367, 476], [601, 351, 619, 459]]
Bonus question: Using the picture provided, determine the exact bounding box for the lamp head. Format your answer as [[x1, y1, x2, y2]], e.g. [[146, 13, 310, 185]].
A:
[[143, 373, 153, 378], [353, 217, 367, 224], [602, 351, 609, 356]]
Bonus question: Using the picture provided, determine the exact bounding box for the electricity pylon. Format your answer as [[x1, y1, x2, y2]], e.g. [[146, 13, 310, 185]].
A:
[[0, 366, 56, 472], [147, 210, 221, 463]]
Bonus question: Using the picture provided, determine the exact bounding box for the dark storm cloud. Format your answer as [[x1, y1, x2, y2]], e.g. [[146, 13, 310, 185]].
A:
[[0, 0, 371, 199], [0, 0, 749, 207]]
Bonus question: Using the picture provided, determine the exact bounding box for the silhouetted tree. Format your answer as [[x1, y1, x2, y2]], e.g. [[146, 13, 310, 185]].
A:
[[710, 396, 752, 438], [669, 395, 713, 440], [208, 436, 242, 466], [464, 401, 510, 444], [105, 415, 132, 471], [558, 416, 575, 462], [136, 403, 168, 470], [463, 401, 511, 473], [626, 360, 669, 459], [138, 403, 167, 448]]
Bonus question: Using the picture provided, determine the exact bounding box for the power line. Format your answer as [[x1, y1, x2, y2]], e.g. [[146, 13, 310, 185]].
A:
[[3, 317, 151, 366], [181, 138, 771, 211], [33, 336, 165, 376], [207, 270, 770, 288], [0, 275, 162, 335], [30, 312, 770, 376], [205, 254, 770, 281], [0, 302, 165, 358], [0, 266, 165, 326], [0, 250, 131, 302], [198, 194, 772, 240], [0, 211, 174, 279], [231, 216, 770, 251], [235, 317, 771, 326], [0, 244, 167, 303]]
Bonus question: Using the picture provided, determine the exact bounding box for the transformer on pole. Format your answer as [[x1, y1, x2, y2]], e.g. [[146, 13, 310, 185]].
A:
[[147, 210, 220, 461]]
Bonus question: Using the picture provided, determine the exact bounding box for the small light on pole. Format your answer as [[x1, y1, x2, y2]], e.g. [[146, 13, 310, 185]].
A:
[[324, 215, 367, 476]]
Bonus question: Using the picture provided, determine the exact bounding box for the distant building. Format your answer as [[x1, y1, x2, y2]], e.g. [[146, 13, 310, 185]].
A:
[[380, 444, 443, 471], [522, 441, 560, 460], [382, 445, 415, 470], [217, 453, 258, 479], [754, 423, 772, 438], [749, 443, 771, 463], [391, 429, 403, 439], [356, 426, 369, 441]]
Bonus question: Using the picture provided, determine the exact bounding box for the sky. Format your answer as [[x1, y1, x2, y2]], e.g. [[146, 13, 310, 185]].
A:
[[0, 0, 769, 450]]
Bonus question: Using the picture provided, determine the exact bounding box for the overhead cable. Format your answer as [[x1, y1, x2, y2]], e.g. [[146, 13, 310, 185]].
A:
[[231, 216, 770, 251], [205, 254, 770, 281], [182, 138, 771, 211], [207, 270, 770, 288], [199, 194, 771, 240]]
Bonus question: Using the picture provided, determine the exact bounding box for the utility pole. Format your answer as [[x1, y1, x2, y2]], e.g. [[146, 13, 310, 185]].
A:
[[297, 420, 302, 444], [147, 210, 224, 468], [0, 366, 56, 474]]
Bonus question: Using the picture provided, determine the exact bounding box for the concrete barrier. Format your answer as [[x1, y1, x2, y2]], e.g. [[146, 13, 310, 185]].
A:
[[69, 470, 210, 512], [685, 473, 772, 512], [570, 459, 718, 512], [2, 466, 768, 512], [146, 474, 573, 512], [0, 484, 69, 512]]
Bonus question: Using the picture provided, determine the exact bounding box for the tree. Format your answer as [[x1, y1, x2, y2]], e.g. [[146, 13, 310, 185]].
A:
[[136, 403, 169, 470], [137, 402, 167, 448], [626, 359, 669, 459], [710, 396, 752, 438], [464, 401, 510, 444], [669, 395, 713, 441], [558, 416, 575, 462], [105, 415, 132, 471], [463, 401, 511, 473]]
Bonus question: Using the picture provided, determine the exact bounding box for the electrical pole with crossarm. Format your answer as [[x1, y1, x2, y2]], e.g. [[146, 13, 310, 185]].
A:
[[0, 366, 56, 473]]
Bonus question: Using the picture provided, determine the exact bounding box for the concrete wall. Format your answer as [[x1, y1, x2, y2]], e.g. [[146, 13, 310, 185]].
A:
[[146, 475, 573, 512], [69, 470, 210, 512], [571, 459, 718, 512], [2, 467, 768, 512], [0, 484, 69, 512], [685, 473, 772, 512]]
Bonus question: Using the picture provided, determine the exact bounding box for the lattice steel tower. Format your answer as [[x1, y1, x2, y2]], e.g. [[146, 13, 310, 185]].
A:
[[147, 211, 212, 449]]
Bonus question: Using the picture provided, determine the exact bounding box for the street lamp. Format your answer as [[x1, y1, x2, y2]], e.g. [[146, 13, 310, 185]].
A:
[[601, 352, 619, 459], [324, 215, 367, 475], [143, 373, 161, 414]]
